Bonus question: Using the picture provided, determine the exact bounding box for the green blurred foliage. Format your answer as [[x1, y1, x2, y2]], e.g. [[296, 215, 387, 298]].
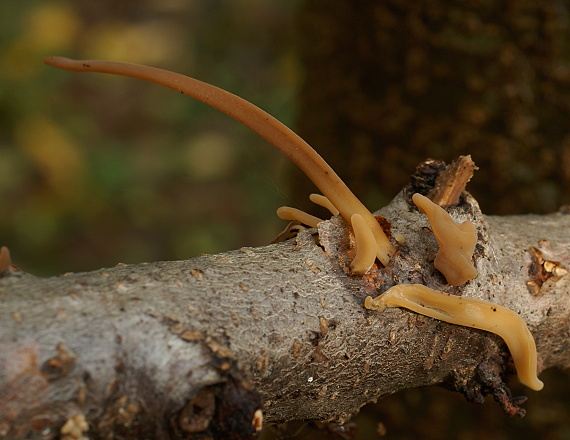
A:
[[1, 0, 302, 276]]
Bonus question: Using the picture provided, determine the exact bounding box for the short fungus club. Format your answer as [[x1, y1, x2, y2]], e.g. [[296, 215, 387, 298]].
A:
[[275, 206, 322, 229], [0, 246, 11, 272], [412, 193, 478, 285], [43, 56, 395, 275]]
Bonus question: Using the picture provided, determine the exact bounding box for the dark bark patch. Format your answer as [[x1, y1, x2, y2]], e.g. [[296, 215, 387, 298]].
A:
[[452, 358, 528, 417], [170, 369, 262, 440], [40, 342, 75, 381]]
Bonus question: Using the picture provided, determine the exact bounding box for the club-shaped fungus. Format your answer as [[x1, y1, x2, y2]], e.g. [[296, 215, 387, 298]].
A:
[[412, 193, 478, 285], [365, 284, 543, 391], [0, 246, 11, 272], [43, 57, 544, 398], [43, 56, 395, 274]]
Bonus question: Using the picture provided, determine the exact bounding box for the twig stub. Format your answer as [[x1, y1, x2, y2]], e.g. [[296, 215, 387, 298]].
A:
[[427, 155, 478, 207]]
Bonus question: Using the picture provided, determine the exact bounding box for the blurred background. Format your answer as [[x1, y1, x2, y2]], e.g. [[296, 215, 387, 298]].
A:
[[1, 0, 569, 438], [1, 0, 300, 276]]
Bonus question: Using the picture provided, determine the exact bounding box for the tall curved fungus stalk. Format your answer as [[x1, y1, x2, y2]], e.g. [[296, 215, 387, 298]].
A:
[[43, 56, 395, 274]]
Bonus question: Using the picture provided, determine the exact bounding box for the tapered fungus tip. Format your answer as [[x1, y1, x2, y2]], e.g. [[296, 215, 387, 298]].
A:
[[44, 55, 396, 273], [43, 56, 90, 72], [309, 193, 339, 216], [43, 56, 67, 67]]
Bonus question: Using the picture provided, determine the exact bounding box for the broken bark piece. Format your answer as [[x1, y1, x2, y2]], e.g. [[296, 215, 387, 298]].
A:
[[272, 221, 307, 243], [527, 242, 569, 295], [428, 155, 478, 207]]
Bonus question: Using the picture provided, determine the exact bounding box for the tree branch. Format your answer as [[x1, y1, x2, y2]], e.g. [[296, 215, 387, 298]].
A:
[[1, 186, 569, 439]]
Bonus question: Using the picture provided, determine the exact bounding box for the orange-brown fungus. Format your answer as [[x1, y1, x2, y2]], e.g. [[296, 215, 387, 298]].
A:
[[412, 193, 477, 285], [0, 246, 12, 272], [276, 207, 322, 229], [365, 284, 543, 391], [43, 56, 396, 272]]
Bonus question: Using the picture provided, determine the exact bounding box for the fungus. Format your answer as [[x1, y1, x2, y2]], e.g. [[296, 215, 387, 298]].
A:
[[364, 284, 544, 391], [0, 246, 11, 272], [276, 206, 322, 229], [276, 193, 385, 269], [309, 193, 339, 216], [349, 213, 378, 274], [43, 56, 395, 271], [412, 193, 477, 285], [276, 194, 380, 272], [272, 221, 307, 244]]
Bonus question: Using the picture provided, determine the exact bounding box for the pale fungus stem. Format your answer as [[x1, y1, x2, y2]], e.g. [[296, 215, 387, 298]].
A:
[[43, 56, 395, 270], [349, 213, 378, 274], [309, 193, 340, 216], [365, 284, 544, 391], [276, 206, 322, 229]]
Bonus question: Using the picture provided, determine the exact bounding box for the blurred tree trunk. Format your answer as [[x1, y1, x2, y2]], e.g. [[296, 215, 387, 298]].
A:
[[295, 0, 570, 216]]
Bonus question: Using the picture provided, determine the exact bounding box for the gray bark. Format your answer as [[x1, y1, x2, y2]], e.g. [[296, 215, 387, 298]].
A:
[[1, 189, 569, 439]]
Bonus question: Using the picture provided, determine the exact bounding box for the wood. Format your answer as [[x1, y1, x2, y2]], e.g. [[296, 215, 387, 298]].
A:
[[427, 155, 478, 206], [1, 182, 569, 439]]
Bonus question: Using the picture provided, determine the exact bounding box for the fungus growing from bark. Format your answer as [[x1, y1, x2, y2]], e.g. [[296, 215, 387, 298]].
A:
[[412, 193, 478, 285], [34, 56, 549, 425], [276, 206, 322, 229], [365, 284, 544, 391], [272, 221, 306, 244], [309, 193, 339, 216], [0, 246, 12, 272], [349, 213, 378, 274], [43, 56, 395, 273]]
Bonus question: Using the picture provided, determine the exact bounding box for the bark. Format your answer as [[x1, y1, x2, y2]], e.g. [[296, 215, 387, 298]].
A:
[[1, 185, 570, 439]]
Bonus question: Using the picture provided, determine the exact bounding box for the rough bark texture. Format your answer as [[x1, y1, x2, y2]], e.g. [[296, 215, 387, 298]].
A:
[[1, 185, 569, 439]]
